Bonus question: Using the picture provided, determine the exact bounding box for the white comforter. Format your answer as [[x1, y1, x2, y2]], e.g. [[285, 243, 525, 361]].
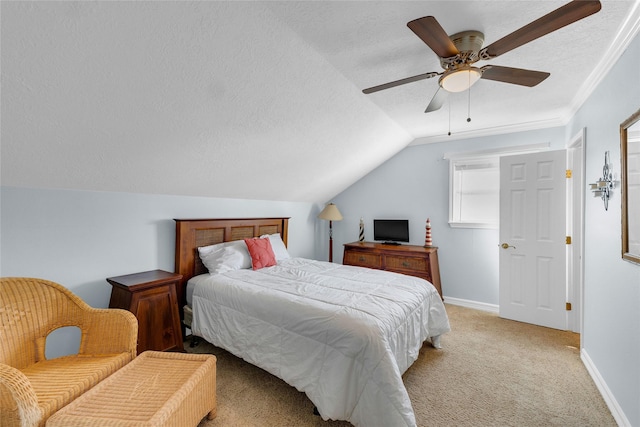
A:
[[191, 258, 450, 427]]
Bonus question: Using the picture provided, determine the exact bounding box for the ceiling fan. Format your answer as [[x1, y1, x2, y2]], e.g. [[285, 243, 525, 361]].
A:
[[363, 0, 602, 113]]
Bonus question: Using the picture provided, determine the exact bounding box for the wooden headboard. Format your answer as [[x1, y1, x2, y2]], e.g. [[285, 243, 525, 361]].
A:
[[173, 217, 289, 316]]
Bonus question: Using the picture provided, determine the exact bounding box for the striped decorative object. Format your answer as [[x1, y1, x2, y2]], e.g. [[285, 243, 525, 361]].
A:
[[424, 218, 433, 247], [359, 218, 365, 241]]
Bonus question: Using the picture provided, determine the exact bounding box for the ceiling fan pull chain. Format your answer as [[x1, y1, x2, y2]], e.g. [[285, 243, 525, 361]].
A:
[[448, 99, 452, 136], [467, 72, 472, 123]]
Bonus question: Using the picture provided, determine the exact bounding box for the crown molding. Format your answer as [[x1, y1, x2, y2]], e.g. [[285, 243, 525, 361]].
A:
[[410, 116, 565, 145], [562, 1, 640, 123]]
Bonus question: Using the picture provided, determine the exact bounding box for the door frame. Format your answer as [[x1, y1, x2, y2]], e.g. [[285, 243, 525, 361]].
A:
[[567, 128, 586, 335]]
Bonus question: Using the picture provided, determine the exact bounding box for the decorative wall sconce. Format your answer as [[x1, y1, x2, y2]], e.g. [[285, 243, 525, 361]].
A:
[[589, 151, 615, 210]]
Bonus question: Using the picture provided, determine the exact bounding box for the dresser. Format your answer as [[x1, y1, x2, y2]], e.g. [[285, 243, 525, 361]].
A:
[[107, 270, 184, 353], [343, 242, 443, 299]]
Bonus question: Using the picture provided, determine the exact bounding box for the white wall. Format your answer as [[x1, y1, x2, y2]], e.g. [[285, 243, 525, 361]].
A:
[[330, 127, 565, 305], [0, 186, 318, 355], [329, 32, 640, 427]]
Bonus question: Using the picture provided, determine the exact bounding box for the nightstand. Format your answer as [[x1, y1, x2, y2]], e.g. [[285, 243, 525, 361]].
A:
[[107, 270, 184, 353]]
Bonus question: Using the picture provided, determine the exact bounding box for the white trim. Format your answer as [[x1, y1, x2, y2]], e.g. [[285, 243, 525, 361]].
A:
[[448, 221, 497, 230], [562, 1, 640, 125], [581, 349, 631, 427], [443, 296, 499, 314], [567, 128, 586, 335], [443, 142, 550, 160], [412, 118, 564, 146]]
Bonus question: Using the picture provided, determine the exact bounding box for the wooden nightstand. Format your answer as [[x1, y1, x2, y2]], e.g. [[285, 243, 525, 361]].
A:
[[107, 270, 184, 353]]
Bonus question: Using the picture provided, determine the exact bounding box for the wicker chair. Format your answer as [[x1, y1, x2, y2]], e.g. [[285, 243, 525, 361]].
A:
[[0, 277, 138, 427]]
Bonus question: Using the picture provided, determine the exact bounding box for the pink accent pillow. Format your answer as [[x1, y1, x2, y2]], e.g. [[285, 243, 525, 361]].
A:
[[244, 237, 277, 270]]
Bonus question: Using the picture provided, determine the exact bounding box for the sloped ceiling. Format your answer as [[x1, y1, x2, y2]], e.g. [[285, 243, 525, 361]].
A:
[[1, 1, 638, 203]]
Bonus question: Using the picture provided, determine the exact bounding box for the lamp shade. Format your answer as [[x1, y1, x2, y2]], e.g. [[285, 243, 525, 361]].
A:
[[318, 203, 343, 221]]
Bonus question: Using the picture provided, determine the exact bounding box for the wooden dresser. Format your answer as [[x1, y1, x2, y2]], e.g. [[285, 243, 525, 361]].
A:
[[343, 242, 442, 299]]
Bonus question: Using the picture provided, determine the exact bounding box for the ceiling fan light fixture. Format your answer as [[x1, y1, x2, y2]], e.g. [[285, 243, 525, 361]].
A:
[[440, 67, 482, 93]]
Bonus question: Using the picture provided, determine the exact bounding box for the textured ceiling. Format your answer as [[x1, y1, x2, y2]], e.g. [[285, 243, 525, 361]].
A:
[[265, 0, 638, 143], [2, 1, 639, 203]]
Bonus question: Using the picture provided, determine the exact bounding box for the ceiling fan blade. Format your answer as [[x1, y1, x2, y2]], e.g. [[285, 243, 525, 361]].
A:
[[407, 16, 459, 58], [363, 72, 439, 94], [483, 0, 601, 58], [425, 88, 446, 113], [480, 65, 550, 87]]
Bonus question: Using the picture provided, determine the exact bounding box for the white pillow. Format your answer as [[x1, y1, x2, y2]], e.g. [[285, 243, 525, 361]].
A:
[[260, 233, 291, 261], [198, 240, 251, 274]]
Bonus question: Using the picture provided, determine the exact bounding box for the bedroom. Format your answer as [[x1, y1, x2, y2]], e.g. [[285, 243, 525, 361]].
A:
[[1, 1, 639, 426]]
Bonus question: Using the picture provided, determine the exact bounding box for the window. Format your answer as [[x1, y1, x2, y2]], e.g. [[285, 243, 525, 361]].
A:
[[449, 157, 500, 229], [445, 143, 550, 229]]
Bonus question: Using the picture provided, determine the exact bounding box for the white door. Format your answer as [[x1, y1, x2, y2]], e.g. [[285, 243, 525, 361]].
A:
[[499, 150, 567, 330]]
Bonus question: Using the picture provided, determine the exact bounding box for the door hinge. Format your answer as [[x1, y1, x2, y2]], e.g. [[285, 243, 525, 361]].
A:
[[566, 236, 572, 244], [566, 169, 572, 178], [566, 302, 572, 311]]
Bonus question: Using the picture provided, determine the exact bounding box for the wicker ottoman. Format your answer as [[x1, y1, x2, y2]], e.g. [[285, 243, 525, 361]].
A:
[[46, 351, 216, 427]]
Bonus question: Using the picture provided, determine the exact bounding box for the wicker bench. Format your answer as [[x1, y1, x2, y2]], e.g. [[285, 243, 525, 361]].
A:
[[46, 351, 216, 427]]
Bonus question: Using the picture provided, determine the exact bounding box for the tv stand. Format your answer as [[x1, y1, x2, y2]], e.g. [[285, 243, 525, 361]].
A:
[[343, 242, 442, 299], [382, 241, 402, 246]]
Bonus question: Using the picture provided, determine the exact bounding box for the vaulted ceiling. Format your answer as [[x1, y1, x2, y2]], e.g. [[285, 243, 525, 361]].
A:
[[2, 1, 638, 203]]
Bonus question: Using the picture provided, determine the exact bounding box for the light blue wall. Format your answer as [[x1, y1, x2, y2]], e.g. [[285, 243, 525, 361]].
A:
[[566, 33, 640, 427], [0, 186, 319, 355], [330, 32, 640, 427], [330, 127, 565, 305]]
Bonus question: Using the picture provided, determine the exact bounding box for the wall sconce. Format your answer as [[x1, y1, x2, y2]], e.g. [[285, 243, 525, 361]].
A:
[[589, 151, 615, 211]]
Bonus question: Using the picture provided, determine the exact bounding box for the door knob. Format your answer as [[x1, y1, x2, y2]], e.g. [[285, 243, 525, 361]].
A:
[[500, 243, 516, 249]]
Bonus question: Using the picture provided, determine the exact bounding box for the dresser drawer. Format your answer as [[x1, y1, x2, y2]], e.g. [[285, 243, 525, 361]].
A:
[[344, 251, 382, 269], [385, 254, 428, 273]]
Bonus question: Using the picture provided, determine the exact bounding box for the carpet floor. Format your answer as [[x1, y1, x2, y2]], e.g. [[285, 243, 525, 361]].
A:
[[189, 304, 616, 427]]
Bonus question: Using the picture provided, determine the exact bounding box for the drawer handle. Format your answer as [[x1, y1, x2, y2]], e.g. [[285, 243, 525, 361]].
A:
[[402, 262, 410, 267], [359, 256, 366, 262]]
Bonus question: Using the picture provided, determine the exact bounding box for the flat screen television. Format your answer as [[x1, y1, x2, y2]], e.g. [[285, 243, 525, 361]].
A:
[[373, 219, 409, 244]]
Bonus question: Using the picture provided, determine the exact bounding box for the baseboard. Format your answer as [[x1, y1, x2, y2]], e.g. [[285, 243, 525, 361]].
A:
[[581, 349, 631, 427], [443, 296, 499, 314]]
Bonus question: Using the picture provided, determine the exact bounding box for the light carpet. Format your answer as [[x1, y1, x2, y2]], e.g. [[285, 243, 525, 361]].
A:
[[189, 304, 616, 427]]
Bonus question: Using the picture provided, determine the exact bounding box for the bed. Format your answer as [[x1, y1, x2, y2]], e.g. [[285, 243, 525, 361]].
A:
[[174, 217, 450, 427]]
